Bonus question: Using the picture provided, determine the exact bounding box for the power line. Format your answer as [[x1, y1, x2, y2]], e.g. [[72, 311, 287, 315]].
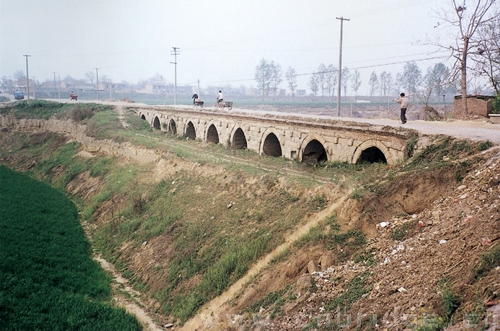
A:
[[189, 55, 448, 86]]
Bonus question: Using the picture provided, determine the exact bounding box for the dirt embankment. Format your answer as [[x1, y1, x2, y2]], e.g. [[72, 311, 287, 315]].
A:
[[1, 105, 499, 331]]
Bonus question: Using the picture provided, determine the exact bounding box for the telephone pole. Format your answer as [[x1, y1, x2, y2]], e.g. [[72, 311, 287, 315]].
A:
[[23, 55, 31, 104], [94, 68, 100, 100], [171, 47, 180, 105], [336, 17, 349, 117], [53, 72, 57, 98]]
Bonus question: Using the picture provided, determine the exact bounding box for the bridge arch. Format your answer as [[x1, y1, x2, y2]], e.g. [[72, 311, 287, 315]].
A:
[[352, 139, 390, 164], [260, 129, 283, 157], [298, 134, 328, 163], [229, 127, 247, 149], [140, 114, 146, 120], [168, 119, 177, 135], [206, 124, 220, 144], [153, 116, 161, 130], [185, 121, 196, 140]]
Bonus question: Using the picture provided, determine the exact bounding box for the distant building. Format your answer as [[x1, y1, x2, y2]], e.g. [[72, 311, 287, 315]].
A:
[[454, 95, 495, 117]]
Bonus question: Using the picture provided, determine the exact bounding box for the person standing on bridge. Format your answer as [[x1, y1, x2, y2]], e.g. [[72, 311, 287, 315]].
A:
[[394, 92, 409, 124]]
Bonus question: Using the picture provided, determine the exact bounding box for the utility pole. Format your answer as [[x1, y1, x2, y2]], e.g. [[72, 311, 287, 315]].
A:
[[32, 76, 36, 99], [336, 17, 349, 117], [23, 55, 31, 104], [171, 47, 180, 105], [53, 72, 57, 98], [94, 68, 100, 100]]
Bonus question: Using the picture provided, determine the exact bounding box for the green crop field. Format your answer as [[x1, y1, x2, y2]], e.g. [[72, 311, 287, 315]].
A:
[[0, 165, 141, 330]]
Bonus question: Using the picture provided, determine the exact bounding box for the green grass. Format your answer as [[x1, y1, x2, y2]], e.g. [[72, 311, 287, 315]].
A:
[[473, 245, 500, 279], [325, 272, 373, 311], [1, 102, 492, 326], [0, 166, 141, 330]]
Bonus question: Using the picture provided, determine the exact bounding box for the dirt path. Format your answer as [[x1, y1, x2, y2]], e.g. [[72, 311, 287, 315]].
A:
[[95, 256, 164, 331], [179, 193, 350, 331]]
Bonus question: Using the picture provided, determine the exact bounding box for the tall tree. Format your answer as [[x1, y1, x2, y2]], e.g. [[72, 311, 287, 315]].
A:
[[325, 64, 338, 101], [341, 66, 350, 97], [285, 66, 298, 101], [85, 71, 95, 86], [255, 59, 273, 101], [309, 73, 319, 101], [269, 61, 282, 101], [316, 63, 327, 99], [368, 71, 379, 97], [351, 70, 361, 101], [433, 0, 499, 115], [379, 71, 388, 96], [430, 62, 452, 98], [399, 62, 422, 96], [473, 7, 500, 94]]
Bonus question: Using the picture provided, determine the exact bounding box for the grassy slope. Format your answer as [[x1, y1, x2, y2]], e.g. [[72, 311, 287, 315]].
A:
[[0, 100, 496, 328]]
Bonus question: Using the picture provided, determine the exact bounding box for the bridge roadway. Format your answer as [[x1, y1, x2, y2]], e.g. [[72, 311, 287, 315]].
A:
[[134, 105, 417, 165]]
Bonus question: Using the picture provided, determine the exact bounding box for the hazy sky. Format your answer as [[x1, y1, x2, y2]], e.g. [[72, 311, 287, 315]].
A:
[[1, 0, 458, 94]]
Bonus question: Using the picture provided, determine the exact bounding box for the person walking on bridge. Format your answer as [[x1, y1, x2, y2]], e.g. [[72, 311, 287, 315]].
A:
[[394, 92, 409, 124]]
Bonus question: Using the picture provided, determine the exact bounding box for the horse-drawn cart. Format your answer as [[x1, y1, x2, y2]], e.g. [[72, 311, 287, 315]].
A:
[[215, 101, 233, 110], [70, 93, 78, 101]]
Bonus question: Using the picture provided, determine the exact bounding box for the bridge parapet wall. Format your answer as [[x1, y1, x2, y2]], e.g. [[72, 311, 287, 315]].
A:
[[134, 106, 413, 165]]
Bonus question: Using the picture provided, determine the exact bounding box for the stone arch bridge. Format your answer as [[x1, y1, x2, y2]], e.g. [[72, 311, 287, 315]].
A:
[[133, 106, 415, 165]]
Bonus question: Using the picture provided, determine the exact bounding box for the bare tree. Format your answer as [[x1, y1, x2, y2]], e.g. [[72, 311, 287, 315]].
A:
[[316, 63, 327, 99], [368, 71, 379, 97], [285, 66, 297, 101], [255, 59, 272, 102], [398, 62, 422, 96], [270, 62, 282, 101], [85, 71, 95, 86], [341, 66, 350, 97], [351, 70, 361, 101], [309, 73, 319, 101], [473, 7, 500, 94], [325, 64, 338, 101], [434, 0, 498, 115]]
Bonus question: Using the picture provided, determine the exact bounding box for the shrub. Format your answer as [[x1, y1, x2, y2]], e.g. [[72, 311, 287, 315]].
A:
[[493, 95, 500, 114]]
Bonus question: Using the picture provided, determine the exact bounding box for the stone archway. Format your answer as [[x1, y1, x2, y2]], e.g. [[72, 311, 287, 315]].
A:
[[153, 116, 161, 130], [168, 119, 177, 135], [302, 139, 328, 163], [262, 132, 282, 157], [352, 139, 391, 164], [207, 124, 219, 144], [185, 121, 196, 140], [231, 127, 247, 149], [357, 146, 387, 164]]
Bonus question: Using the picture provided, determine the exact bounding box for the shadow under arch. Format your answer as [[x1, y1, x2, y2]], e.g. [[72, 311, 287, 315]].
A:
[[168, 119, 177, 135], [298, 134, 329, 163], [352, 139, 390, 164], [206, 124, 219, 144], [185, 121, 196, 140], [260, 129, 282, 157], [153, 116, 161, 130], [230, 127, 247, 149]]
